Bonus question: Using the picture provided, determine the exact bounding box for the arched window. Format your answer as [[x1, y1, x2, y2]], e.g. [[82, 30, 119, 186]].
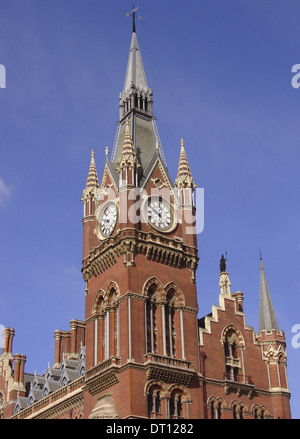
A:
[[145, 284, 157, 354], [233, 404, 237, 419], [211, 400, 215, 419], [223, 327, 244, 383], [107, 287, 119, 358], [165, 289, 176, 357], [147, 387, 162, 419], [240, 406, 244, 419], [93, 284, 120, 364], [170, 392, 183, 419], [209, 398, 223, 419]]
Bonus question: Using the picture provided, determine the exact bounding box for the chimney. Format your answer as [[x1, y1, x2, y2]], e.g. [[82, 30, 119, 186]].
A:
[[19, 354, 26, 385], [13, 353, 22, 384], [70, 320, 77, 355], [1, 328, 14, 355], [8, 328, 15, 354], [54, 330, 62, 368]]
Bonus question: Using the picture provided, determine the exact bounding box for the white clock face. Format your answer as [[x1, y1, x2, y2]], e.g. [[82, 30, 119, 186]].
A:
[[100, 203, 117, 237], [146, 198, 172, 231]]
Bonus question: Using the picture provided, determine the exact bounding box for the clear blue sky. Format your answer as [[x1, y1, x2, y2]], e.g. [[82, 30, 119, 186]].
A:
[[0, 0, 299, 418]]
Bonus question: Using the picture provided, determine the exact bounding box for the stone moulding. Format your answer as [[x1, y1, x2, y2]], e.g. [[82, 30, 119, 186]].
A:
[[82, 229, 198, 281]]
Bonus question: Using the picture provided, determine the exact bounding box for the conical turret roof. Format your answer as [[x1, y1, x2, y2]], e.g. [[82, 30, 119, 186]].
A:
[[81, 150, 99, 200], [259, 255, 279, 332], [175, 139, 195, 189], [117, 118, 137, 169]]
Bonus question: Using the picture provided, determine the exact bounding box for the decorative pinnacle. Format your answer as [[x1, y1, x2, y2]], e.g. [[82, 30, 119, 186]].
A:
[[117, 118, 137, 170], [81, 148, 99, 201], [175, 138, 196, 189]]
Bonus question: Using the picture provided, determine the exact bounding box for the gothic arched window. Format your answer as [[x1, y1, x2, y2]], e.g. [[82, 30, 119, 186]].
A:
[[145, 284, 157, 354], [147, 386, 162, 419], [170, 391, 183, 419], [165, 289, 176, 357], [223, 327, 244, 383]]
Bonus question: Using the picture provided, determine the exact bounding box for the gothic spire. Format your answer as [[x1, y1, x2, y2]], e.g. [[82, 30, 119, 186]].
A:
[[175, 139, 195, 189], [117, 118, 137, 169], [259, 254, 279, 332], [123, 31, 148, 95], [81, 150, 99, 200], [123, 6, 146, 94]]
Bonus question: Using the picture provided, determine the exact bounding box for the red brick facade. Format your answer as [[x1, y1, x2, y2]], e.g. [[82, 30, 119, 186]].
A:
[[0, 19, 291, 420]]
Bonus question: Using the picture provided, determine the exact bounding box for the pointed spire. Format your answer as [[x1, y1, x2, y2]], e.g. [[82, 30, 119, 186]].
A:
[[123, 28, 148, 94], [85, 150, 99, 189], [175, 139, 196, 189], [81, 149, 99, 201], [117, 118, 137, 169], [259, 253, 279, 332]]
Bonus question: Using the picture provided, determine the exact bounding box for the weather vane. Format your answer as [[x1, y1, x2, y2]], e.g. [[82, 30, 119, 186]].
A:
[[126, 5, 142, 33]]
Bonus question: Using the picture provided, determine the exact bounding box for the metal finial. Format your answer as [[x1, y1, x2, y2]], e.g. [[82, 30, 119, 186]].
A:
[[126, 5, 142, 33]]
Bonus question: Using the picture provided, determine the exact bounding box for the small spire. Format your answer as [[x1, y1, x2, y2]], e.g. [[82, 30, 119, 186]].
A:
[[175, 139, 196, 189], [85, 150, 99, 189], [259, 255, 279, 332], [81, 149, 99, 201], [117, 118, 137, 169]]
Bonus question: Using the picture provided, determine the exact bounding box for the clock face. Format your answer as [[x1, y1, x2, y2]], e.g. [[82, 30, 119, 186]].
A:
[[100, 203, 117, 237], [146, 197, 173, 231]]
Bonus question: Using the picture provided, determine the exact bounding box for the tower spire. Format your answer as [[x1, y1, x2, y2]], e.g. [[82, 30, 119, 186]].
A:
[[259, 253, 278, 332], [122, 19, 148, 95]]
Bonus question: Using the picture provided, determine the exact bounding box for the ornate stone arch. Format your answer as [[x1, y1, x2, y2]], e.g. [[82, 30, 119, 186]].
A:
[[207, 395, 226, 408], [164, 282, 185, 307], [144, 379, 166, 396], [229, 399, 239, 411], [207, 396, 226, 419], [166, 384, 191, 403], [145, 380, 166, 418], [93, 290, 106, 315], [221, 324, 245, 347], [106, 281, 120, 308], [143, 277, 164, 301], [251, 404, 270, 419]]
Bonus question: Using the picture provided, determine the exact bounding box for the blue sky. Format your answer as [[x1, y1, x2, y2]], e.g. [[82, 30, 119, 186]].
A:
[[0, 0, 299, 418]]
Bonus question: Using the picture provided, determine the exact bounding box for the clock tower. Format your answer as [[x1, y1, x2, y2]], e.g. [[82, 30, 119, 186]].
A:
[[80, 12, 202, 419]]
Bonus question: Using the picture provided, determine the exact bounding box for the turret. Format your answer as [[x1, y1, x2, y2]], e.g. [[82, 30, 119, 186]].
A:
[[256, 254, 290, 417], [175, 139, 197, 249], [81, 150, 99, 260]]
